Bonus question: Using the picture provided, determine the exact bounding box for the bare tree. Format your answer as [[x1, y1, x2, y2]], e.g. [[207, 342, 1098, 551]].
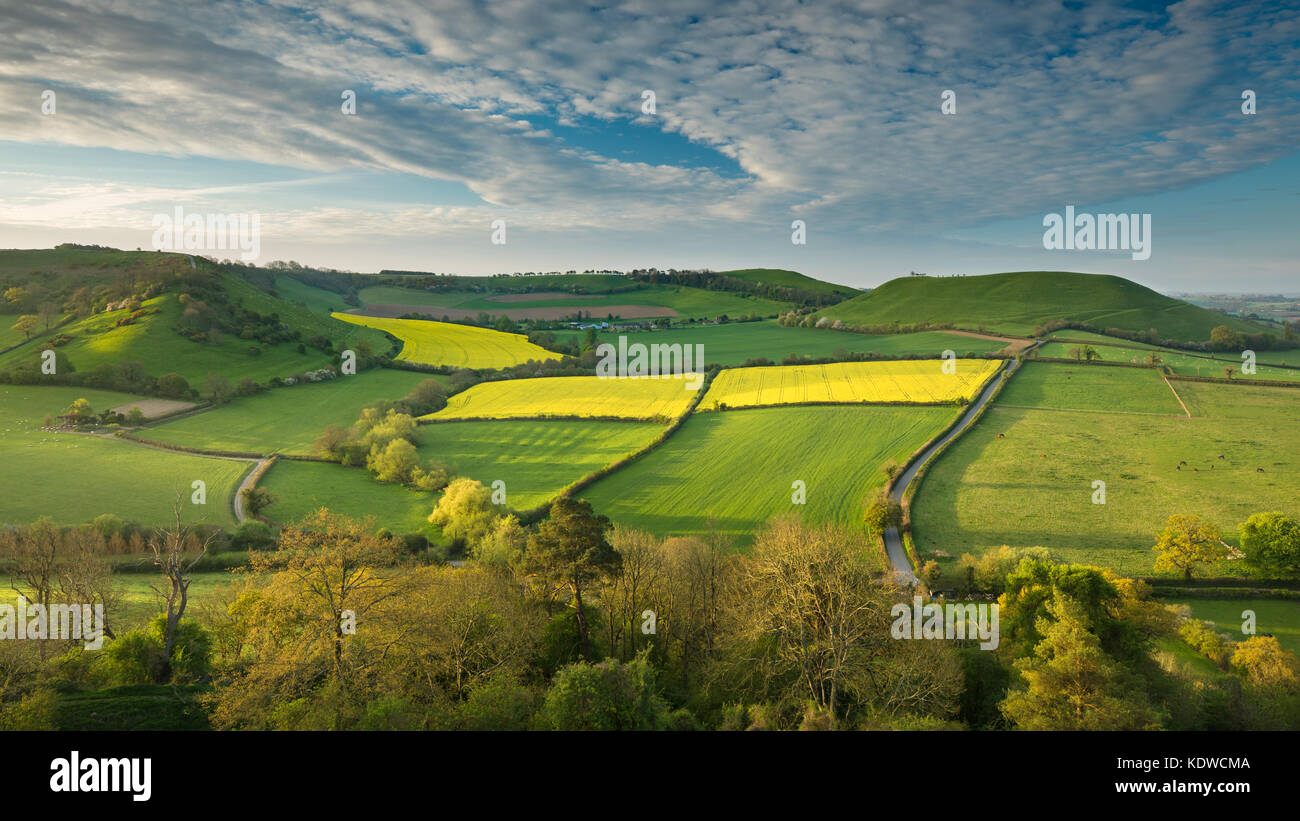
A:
[[149, 492, 217, 677]]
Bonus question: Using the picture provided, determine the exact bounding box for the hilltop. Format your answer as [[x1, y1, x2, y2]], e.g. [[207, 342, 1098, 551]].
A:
[[818, 271, 1267, 341], [0, 248, 391, 391]]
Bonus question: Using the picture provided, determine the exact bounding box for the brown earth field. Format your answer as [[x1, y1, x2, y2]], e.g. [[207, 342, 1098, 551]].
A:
[[109, 398, 199, 419], [353, 303, 680, 320]]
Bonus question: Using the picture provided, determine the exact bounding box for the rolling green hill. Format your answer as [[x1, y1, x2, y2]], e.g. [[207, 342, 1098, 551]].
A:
[[819, 271, 1265, 341], [715, 268, 857, 298], [0, 250, 392, 386]]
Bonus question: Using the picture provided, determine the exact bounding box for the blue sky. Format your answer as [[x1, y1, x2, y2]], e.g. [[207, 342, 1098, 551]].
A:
[[0, 0, 1297, 293]]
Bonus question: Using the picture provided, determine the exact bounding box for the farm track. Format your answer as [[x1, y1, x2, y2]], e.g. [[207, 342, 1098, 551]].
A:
[[883, 357, 1026, 584]]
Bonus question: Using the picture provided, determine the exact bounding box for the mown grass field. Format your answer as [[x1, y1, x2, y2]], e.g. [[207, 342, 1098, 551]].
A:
[[912, 377, 1300, 577], [332, 313, 560, 368], [426, 375, 699, 421], [1166, 597, 1300, 656], [581, 405, 959, 544], [997, 361, 1183, 414], [148, 368, 445, 455], [552, 322, 1002, 367], [417, 419, 666, 510], [0, 386, 243, 527], [260, 460, 436, 536], [0, 275, 388, 385], [698, 359, 1000, 410], [1036, 341, 1300, 382]]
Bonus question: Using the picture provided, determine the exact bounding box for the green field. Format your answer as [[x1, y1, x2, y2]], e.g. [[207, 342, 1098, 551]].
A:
[[273, 275, 351, 315], [358, 282, 790, 319], [912, 379, 1300, 576], [147, 368, 444, 455], [1168, 598, 1300, 656], [580, 405, 958, 544], [1176, 380, 1300, 420], [0, 275, 389, 385], [418, 419, 666, 510], [1036, 341, 1300, 383], [260, 460, 436, 536], [0, 386, 244, 527], [820, 271, 1265, 340], [552, 321, 1002, 367], [997, 361, 1183, 414]]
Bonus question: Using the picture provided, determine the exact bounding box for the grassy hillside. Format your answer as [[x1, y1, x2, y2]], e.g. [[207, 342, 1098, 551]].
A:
[[820, 271, 1265, 340], [716, 268, 857, 298], [0, 261, 391, 386]]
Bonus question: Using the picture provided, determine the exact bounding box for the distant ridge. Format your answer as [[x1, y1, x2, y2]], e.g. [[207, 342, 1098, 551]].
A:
[[819, 271, 1267, 341]]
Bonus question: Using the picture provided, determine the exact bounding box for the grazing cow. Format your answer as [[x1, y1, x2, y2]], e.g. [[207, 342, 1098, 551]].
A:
[[1193, 468, 1199, 472], [1258, 467, 1265, 473], [1176, 465, 1181, 470], [1218, 454, 1225, 459], [1179, 460, 1187, 466], [997, 433, 1005, 439]]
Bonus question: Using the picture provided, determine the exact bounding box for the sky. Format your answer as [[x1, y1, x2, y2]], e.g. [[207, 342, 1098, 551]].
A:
[[0, 0, 1297, 293]]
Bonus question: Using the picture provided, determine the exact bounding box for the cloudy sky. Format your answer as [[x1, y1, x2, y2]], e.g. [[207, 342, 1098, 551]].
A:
[[1, 0, 1297, 292]]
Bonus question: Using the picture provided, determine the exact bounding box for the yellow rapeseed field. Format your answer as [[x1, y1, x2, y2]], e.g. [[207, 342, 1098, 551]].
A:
[[332, 313, 561, 369], [424, 375, 700, 421], [698, 359, 1000, 410]]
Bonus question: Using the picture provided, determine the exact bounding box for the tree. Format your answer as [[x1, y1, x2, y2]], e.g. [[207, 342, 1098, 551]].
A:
[[862, 490, 901, 537], [11, 315, 37, 340], [1239, 512, 1300, 578], [540, 651, 670, 730], [1145, 351, 1163, 367], [37, 302, 58, 331], [428, 478, 499, 548], [521, 497, 620, 659], [3, 286, 29, 307], [65, 397, 93, 418], [148, 495, 218, 682], [204, 372, 234, 405], [240, 486, 277, 517], [1082, 345, 1101, 362], [1231, 636, 1300, 692], [368, 437, 418, 484], [156, 373, 191, 398], [1210, 325, 1243, 351], [1152, 514, 1228, 581], [1000, 593, 1161, 730], [717, 518, 955, 726], [1224, 366, 1235, 380]]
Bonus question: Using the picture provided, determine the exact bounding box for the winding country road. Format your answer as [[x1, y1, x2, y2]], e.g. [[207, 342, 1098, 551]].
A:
[[883, 355, 1028, 584]]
